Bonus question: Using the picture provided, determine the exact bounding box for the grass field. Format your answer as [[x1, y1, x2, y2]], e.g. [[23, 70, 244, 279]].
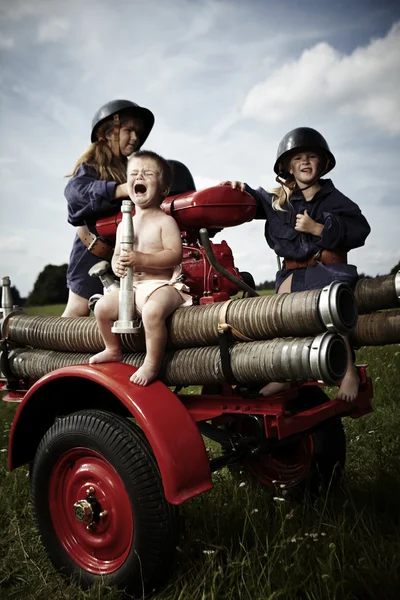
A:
[[0, 303, 399, 600]]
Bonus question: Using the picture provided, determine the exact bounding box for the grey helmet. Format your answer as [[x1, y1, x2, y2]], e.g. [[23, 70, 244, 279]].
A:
[[274, 127, 336, 178], [91, 99, 154, 144]]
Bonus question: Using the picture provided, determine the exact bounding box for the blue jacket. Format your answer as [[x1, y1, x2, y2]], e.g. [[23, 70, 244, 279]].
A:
[[65, 163, 120, 299], [246, 179, 371, 291], [66, 163, 119, 227]]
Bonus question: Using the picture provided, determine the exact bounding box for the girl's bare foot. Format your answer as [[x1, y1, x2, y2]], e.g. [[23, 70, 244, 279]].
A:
[[130, 362, 159, 386], [335, 367, 360, 403], [259, 381, 291, 397], [89, 349, 122, 364]]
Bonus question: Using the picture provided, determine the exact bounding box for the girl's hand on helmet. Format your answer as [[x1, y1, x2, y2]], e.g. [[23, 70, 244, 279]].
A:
[[295, 210, 324, 236], [219, 180, 246, 192]]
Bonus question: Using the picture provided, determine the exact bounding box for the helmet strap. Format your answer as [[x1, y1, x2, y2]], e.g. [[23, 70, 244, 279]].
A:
[[111, 113, 120, 157]]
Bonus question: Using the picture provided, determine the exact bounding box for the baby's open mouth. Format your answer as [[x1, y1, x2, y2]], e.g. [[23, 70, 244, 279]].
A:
[[134, 183, 147, 194]]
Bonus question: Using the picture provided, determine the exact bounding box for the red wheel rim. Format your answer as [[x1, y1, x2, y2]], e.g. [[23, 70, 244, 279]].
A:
[[48, 448, 134, 574], [244, 437, 314, 488]]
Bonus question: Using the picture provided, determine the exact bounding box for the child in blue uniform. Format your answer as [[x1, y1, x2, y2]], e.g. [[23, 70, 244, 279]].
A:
[[62, 99, 154, 317], [221, 127, 370, 402]]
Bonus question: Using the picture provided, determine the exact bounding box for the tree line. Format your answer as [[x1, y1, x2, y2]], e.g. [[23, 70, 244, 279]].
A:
[[2, 259, 400, 307]]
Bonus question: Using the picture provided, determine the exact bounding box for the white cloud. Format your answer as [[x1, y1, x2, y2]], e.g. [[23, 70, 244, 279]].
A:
[[242, 21, 400, 135], [37, 16, 69, 43], [0, 236, 28, 254], [194, 175, 219, 190]]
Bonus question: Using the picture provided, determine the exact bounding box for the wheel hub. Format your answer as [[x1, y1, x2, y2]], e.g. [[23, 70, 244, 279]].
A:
[[74, 499, 94, 524]]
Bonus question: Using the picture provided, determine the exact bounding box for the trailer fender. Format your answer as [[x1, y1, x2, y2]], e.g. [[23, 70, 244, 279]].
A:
[[8, 363, 212, 505]]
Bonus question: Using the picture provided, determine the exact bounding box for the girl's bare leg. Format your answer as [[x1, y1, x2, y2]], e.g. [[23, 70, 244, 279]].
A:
[[62, 290, 90, 317], [335, 337, 360, 402], [89, 290, 123, 364], [130, 286, 183, 386], [259, 273, 293, 397]]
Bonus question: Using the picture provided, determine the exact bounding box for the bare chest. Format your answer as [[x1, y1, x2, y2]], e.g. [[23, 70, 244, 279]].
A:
[[133, 219, 163, 253]]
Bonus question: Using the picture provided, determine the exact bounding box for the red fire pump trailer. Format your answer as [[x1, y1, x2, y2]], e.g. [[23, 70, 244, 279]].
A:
[[1, 183, 373, 597]]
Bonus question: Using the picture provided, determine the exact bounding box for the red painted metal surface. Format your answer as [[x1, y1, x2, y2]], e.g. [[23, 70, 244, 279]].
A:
[[49, 448, 133, 574], [181, 240, 241, 300], [178, 367, 373, 438], [96, 187, 256, 241], [0, 381, 27, 403], [8, 363, 212, 505]]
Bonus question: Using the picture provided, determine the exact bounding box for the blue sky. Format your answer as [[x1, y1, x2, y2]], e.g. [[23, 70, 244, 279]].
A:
[[0, 0, 399, 297]]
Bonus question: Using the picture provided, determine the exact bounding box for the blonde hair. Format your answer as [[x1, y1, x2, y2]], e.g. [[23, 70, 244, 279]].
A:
[[269, 175, 297, 211], [67, 114, 142, 183]]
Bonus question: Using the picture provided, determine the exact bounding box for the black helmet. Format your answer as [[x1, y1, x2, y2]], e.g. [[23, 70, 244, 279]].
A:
[[91, 99, 155, 144], [167, 160, 196, 195], [274, 127, 336, 178]]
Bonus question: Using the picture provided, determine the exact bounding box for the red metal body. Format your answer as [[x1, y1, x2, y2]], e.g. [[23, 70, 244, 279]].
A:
[[96, 186, 256, 240], [96, 186, 256, 301], [179, 366, 372, 431], [181, 241, 241, 301], [7, 363, 212, 505], [2, 183, 374, 509], [6, 362, 372, 504]]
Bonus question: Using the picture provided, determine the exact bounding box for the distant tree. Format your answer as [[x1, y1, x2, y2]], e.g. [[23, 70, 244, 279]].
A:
[[27, 264, 68, 306], [256, 279, 275, 291], [11, 286, 25, 306], [390, 261, 400, 274]]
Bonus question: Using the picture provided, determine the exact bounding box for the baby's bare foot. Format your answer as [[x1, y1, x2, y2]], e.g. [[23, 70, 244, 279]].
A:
[[130, 363, 159, 386], [335, 367, 360, 403], [89, 349, 122, 364], [259, 381, 291, 397]]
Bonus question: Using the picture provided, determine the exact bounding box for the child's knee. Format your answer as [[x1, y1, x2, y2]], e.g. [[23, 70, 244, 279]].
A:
[[94, 294, 118, 320], [141, 304, 164, 328]]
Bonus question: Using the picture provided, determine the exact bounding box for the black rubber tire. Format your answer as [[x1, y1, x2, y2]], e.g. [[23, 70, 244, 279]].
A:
[[30, 410, 179, 596]]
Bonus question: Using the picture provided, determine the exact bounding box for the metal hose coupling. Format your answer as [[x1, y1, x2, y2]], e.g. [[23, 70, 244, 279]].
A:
[[111, 199, 141, 334], [6, 331, 347, 387], [317, 281, 358, 334], [354, 271, 400, 314]]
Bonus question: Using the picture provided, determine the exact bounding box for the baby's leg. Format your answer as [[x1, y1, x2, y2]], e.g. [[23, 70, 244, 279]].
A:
[[335, 336, 360, 403], [130, 286, 183, 386], [260, 273, 293, 397], [89, 290, 123, 364]]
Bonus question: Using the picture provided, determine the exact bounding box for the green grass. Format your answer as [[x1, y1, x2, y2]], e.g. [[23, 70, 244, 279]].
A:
[[23, 304, 66, 316], [0, 308, 399, 599]]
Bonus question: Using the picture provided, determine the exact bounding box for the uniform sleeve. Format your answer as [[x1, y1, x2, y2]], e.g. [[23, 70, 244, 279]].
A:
[[65, 164, 119, 226], [244, 184, 268, 219], [315, 195, 371, 250]]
